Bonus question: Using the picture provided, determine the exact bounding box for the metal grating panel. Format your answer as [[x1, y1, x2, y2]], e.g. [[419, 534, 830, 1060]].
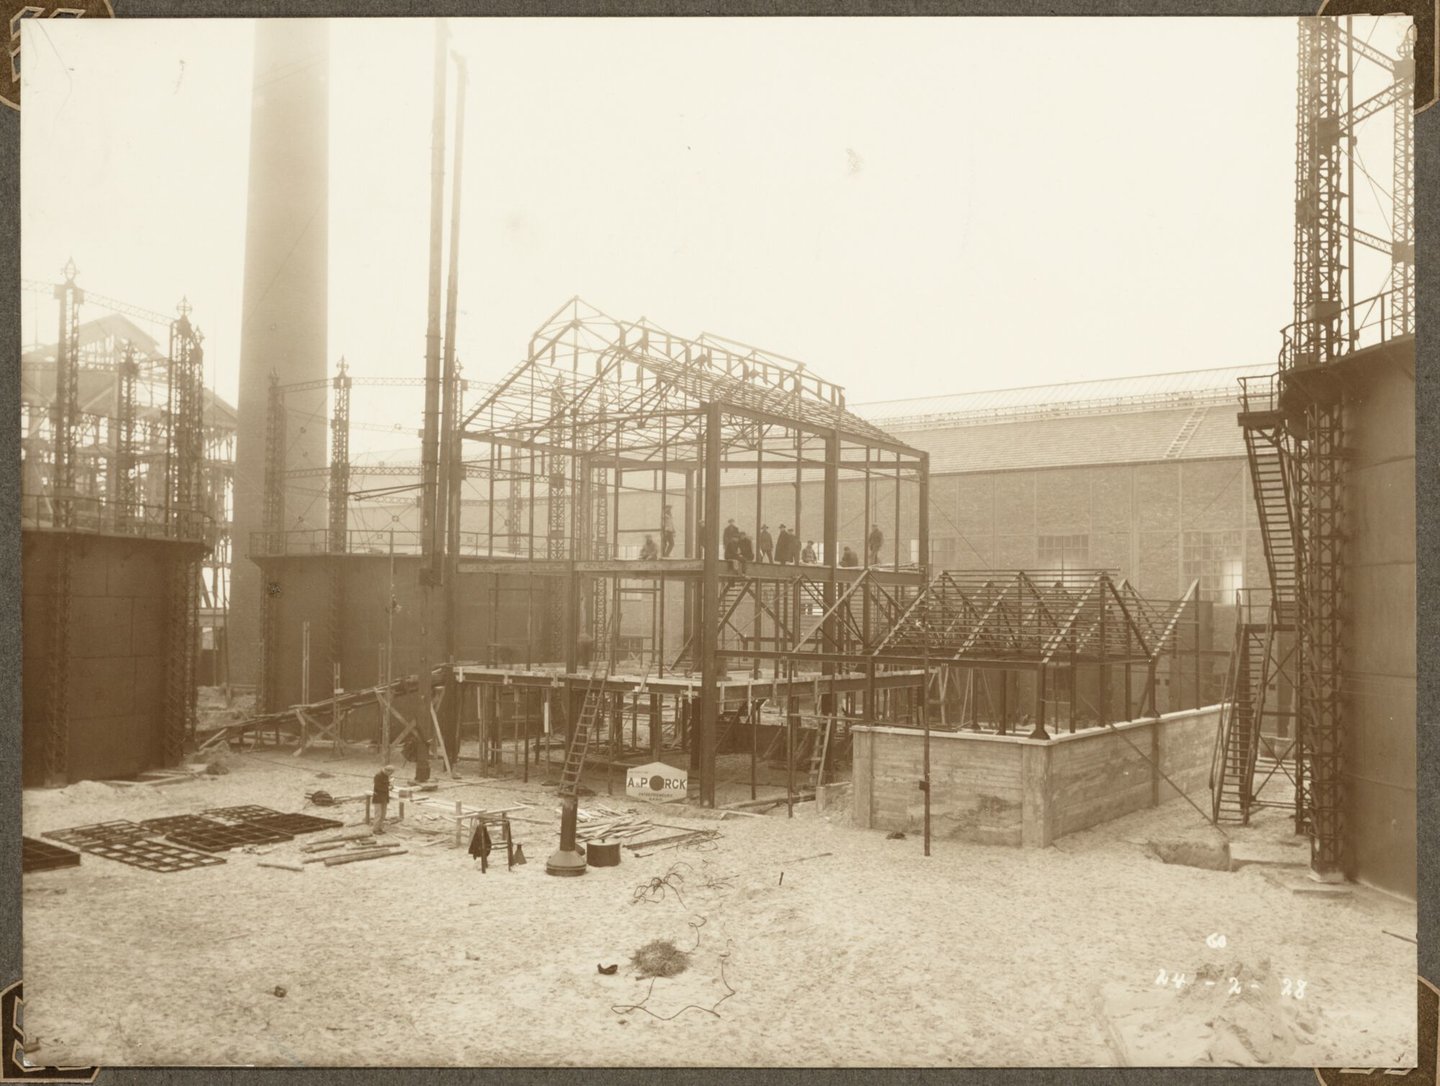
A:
[[245, 813, 344, 836], [139, 815, 230, 836], [41, 820, 154, 848], [81, 838, 227, 873], [22, 837, 82, 873], [166, 822, 294, 853], [200, 805, 285, 824]]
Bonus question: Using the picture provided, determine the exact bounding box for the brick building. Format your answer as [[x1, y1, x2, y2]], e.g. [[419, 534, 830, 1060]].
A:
[[852, 365, 1266, 605]]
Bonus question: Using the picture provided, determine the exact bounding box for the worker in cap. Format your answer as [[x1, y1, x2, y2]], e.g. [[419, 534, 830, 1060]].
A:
[[372, 764, 394, 835]]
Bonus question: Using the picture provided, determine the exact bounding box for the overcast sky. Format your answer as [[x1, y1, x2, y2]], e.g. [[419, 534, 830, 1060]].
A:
[[21, 16, 1407, 438]]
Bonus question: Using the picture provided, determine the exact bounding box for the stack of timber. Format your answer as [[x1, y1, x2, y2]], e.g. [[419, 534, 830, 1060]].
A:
[[297, 834, 406, 867]]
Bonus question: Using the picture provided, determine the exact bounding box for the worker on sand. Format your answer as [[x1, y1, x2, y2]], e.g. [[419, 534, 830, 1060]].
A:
[[372, 764, 394, 835]]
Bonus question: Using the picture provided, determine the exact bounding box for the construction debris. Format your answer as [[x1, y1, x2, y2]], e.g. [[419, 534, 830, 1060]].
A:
[[322, 848, 407, 867], [312, 827, 379, 844], [194, 674, 423, 754], [625, 829, 719, 854]]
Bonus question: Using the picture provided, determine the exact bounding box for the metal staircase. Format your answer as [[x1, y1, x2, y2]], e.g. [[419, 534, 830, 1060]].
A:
[[1211, 617, 1268, 823], [1238, 377, 1300, 627], [670, 577, 746, 672], [1210, 377, 1306, 826]]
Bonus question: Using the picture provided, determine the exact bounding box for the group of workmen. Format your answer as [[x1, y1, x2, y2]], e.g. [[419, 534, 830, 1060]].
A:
[[635, 504, 886, 570]]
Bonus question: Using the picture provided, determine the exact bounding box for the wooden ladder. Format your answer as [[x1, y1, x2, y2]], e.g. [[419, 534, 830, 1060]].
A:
[[806, 716, 835, 792], [558, 613, 619, 799]]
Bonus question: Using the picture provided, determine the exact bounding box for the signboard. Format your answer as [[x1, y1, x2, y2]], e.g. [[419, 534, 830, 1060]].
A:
[[626, 761, 689, 801]]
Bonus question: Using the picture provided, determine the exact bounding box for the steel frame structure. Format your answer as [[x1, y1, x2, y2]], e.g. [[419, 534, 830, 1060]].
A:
[[442, 299, 1208, 804], [163, 304, 206, 759], [1239, 18, 1416, 875], [21, 295, 234, 612], [205, 292, 1211, 815], [41, 265, 83, 785], [451, 297, 928, 804]]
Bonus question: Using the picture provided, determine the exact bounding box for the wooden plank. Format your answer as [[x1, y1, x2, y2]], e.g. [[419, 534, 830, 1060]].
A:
[[258, 861, 304, 872], [322, 848, 407, 866], [429, 701, 454, 777], [718, 795, 793, 811], [300, 841, 351, 854], [313, 829, 376, 844]]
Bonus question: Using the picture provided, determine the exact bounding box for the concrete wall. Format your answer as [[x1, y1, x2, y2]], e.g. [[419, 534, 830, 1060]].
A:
[[1341, 352, 1416, 898], [852, 705, 1221, 847], [852, 726, 1025, 845], [22, 532, 185, 785]]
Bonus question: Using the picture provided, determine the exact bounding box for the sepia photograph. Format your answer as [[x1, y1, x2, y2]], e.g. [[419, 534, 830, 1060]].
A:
[[13, 12, 1421, 1070]]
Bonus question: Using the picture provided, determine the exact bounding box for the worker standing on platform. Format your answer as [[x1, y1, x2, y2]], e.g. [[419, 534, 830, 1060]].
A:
[[661, 505, 676, 557], [640, 534, 659, 560], [372, 764, 394, 835], [866, 524, 884, 566], [801, 539, 818, 564], [723, 518, 739, 557], [775, 524, 796, 564], [757, 524, 773, 563]]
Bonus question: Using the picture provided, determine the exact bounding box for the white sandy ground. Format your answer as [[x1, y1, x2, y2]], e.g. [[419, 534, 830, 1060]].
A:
[[19, 747, 1417, 1069]]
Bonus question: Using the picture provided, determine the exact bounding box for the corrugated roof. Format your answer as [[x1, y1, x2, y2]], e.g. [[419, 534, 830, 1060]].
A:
[[888, 402, 1246, 474], [854, 365, 1265, 431]]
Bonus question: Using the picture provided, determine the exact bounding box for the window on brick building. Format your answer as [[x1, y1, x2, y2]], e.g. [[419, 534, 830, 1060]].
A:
[[1183, 530, 1244, 602], [1038, 533, 1089, 571]]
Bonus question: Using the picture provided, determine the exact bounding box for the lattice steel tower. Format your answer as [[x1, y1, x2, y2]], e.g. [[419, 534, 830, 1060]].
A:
[[1283, 17, 1414, 876]]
